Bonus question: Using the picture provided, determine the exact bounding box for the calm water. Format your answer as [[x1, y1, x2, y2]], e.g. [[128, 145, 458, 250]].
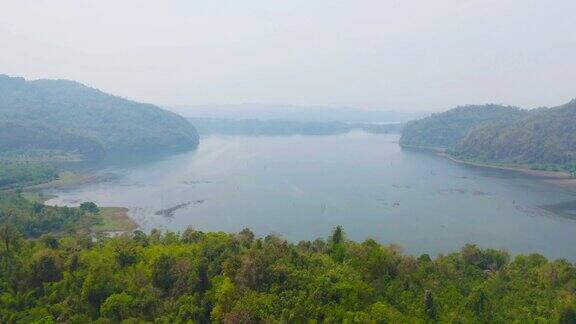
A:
[[46, 132, 576, 260]]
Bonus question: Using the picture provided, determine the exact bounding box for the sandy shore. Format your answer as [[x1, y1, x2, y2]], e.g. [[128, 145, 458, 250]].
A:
[[439, 153, 576, 189]]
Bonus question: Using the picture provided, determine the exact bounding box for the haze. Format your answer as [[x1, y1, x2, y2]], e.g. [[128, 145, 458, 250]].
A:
[[1, 0, 574, 112]]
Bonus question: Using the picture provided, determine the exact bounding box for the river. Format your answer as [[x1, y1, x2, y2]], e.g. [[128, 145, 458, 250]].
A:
[[46, 132, 576, 260]]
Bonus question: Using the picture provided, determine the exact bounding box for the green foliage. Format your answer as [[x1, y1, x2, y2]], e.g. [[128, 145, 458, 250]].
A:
[[0, 162, 57, 190], [0, 191, 99, 238], [401, 99, 576, 171], [79, 202, 99, 214], [400, 104, 528, 149], [0, 226, 573, 322], [100, 292, 136, 321], [455, 99, 576, 170], [0, 74, 199, 160]]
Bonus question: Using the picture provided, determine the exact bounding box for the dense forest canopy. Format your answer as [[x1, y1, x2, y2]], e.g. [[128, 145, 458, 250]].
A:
[[399, 104, 529, 149], [400, 100, 576, 171], [454, 100, 576, 171], [1, 225, 576, 323], [0, 75, 199, 160], [0, 162, 58, 190]]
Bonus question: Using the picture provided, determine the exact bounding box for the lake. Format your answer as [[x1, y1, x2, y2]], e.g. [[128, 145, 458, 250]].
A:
[[46, 132, 576, 260]]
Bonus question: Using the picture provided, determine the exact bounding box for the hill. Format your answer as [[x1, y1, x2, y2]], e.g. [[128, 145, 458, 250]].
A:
[[0, 75, 199, 160], [399, 104, 529, 149], [189, 117, 403, 136], [454, 100, 576, 171], [171, 103, 425, 123]]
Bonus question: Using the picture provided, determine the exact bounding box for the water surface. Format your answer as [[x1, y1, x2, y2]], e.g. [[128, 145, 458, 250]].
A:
[[47, 132, 576, 260]]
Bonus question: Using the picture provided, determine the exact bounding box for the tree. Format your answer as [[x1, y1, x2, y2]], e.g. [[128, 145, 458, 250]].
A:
[[40, 235, 59, 249], [557, 297, 576, 324], [100, 292, 135, 321], [181, 226, 203, 244], [79, 202, 99, 214], [0, 222, 20, 255], [236, 228, 255, 248], [330, 225, 345, 245], [466, 287, 489, 319], [424, 289, 437, 320], [0, 223, 21, 274], [152, 254, 176, 294], [111, 236, 138, 268], [32, 250, 63, 285]]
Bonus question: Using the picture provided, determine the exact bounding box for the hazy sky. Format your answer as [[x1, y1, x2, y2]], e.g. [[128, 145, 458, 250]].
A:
[[1, 0, 575, 112]]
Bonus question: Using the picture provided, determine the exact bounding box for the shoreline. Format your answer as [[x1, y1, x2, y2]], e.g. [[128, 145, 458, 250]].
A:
[[24, 171, 140, 233], [400, 143, 576, 189], [93, 207, 139, 233]]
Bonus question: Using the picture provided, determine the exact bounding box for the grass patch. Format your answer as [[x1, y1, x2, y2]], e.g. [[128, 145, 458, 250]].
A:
[[21, 191, 42, 203], [92, 207, 138, 232]]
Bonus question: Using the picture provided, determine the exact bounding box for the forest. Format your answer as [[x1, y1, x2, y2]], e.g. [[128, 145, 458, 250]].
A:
[[0, 162, 57, 190], [0, 164, 574, 322], [399, 104, 529, 150], [0, 75, 199, 161], [400, 100, 576, 172], [454, 99, 576, 172], [1, 224, 576, 323]]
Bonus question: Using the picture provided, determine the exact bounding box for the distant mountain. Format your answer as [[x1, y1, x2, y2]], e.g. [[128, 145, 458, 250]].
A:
[[170, 103, 424, 123], [0, 75, 199, 160], [454, 100, 576, 170], [399, 104, 529, 149], [189, 117, 403, 137]]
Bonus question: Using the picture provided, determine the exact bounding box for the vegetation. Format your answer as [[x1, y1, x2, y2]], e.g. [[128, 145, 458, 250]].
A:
[[454, 99, 576, 171], [400, 100, 576, 172], [355, 122, 404, 134], [0, 162, 58, 190], [189, 118, 403, 137], [0, 225, 575, 322], [92, 207, 138, 233], [0, 75, 199, 160], [399, 104, 528, 149], [0, 191, 100, 238], [189, 118, 351, 136], [176, 103, 422, 123], [1, 158, 574, 322]]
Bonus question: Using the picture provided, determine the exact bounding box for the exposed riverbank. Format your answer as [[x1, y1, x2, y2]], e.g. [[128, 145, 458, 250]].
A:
[[400, 144, 576, 189], [23, 170, 139, 233], [441, 154, 576, 189]]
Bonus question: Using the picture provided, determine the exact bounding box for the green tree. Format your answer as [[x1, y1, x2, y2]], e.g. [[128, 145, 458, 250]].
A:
[[79, 202, 99, 214], [152, 254, 176, 294], [424, 289, 437, 320], [100, 292, 135, 321]]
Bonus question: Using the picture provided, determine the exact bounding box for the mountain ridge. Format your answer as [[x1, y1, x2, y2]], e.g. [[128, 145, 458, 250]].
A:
[[0, 75, 199, 160]]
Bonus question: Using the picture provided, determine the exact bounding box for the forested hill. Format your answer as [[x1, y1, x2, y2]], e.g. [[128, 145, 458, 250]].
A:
[[0, 75, 199, 160], [399, 104, 528, 149], [454, 99, 576, 170]]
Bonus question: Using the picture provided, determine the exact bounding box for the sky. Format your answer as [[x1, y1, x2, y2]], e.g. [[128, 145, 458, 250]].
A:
[[0, 0, 575, 112]]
